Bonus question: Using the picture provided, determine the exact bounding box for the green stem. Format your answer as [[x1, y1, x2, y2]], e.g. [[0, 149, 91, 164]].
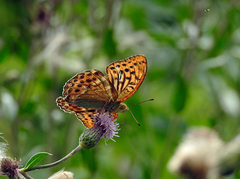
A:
[[21, 144, 82, 173], [20, 172, 33, 179]]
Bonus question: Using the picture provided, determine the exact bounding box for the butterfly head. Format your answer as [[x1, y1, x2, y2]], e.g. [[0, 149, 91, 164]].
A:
[[118, 103, 129, 113]]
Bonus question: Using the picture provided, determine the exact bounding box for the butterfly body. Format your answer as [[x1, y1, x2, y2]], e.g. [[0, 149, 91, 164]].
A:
[[57, 55, 147, 128]]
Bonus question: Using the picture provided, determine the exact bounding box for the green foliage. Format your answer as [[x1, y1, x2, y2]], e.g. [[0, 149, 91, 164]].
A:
[[103, 28, 117, 57], [172, 75, 188, 113], [1, 0, 240, 178], [24, 152, 52, 170]]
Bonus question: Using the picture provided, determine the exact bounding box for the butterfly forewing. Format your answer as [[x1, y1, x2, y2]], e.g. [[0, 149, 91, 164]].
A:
[[106, 55, 147, 102], [62, 69, 118, 103]]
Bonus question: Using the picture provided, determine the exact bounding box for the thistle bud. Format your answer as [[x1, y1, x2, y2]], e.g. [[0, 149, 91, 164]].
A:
[[79, 111, 120, 149], [79, 126, 105, 149]]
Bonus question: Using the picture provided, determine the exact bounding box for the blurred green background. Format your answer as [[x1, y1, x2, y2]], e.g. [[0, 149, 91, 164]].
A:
[[1, 0, 240, 178]]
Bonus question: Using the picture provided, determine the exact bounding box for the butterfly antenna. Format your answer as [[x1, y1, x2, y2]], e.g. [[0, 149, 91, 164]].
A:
[[129, 109, 141, 126], [128, 98, 154, 106]]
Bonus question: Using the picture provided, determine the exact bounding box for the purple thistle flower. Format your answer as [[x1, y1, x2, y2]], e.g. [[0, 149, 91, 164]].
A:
[[96, 111, 120, 143], [79, 111, 120, 149], [0, 157, 23, 179]]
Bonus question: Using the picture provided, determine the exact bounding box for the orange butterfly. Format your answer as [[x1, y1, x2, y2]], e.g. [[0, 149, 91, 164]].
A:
[[56, 54, 147, 128]]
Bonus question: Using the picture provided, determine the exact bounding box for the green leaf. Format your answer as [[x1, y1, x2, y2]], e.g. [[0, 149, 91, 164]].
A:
[[102, 28, 117, 57], [24, 152, 52, 170], [0, 44, 10, 64], [172, 75, 188, 113]]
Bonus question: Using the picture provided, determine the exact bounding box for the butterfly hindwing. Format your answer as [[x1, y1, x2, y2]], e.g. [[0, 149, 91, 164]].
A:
[[56, 96, 98, 128]]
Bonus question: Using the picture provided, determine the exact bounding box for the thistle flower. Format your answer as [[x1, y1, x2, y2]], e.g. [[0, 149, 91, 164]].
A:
[[217, 133, 240, 176], [0, 135, 24, 179], [0, 157, 23, 179], [97, 111, 120, 142], [48, 170, 74, 179], [79, 111, 120, 149], [168, 127, 224, 179]]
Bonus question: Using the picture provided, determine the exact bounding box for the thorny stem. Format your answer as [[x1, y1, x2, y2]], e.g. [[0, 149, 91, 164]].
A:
[[20, 144, 82, 173]]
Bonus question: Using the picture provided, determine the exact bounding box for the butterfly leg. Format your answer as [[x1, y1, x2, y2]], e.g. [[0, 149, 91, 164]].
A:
[[112, 113, 118, 120]]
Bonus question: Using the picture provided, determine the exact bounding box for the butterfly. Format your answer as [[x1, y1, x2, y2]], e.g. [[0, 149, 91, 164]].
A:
[[56, 54, 147, 128]]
